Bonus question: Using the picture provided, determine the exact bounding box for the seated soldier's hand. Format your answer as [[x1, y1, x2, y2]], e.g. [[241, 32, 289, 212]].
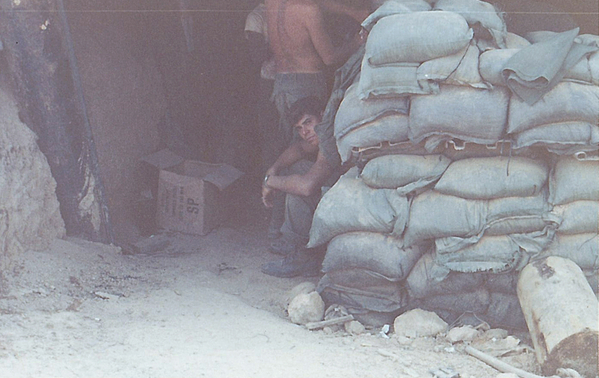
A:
[[262, 185, 275, 208]]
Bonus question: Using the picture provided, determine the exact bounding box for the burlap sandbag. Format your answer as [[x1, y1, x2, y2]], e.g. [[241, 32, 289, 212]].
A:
[[360, 154, 450, 193], [548, 157, 599, 205], [433, 0, 507, 48], [410, 287, 491, 315], [417, 43, 488, 88], [334, 82, 409, 139], [479, 48, 519, 85], [336, 114, 409, 163], [403, 191, 487, 246], [552, 201, 599, 235], [322, 232, 423, 280], [486, 190, 552, 222], [318, 282, 407, 313], [320, 268, 401, 288], [406, 252, 484, 299], [484, 216, 559, 236], [507, 81, 599, 135], [513, 122, 599, 155], [435, 235, 526, 273], [538, 233, 598, 270], [434, 156, 548, 200], [409, 85, 509, 146], [358, 60, 438, 99], [308, 168, 410, 248], [365, 11, 473, 65], [483, 292, 527, 330], [481, 49, 599, 86], [484, 272, 519, 294]]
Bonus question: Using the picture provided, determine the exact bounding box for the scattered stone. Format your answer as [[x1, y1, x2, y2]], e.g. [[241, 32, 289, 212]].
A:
[[324, 304, 349, 320], [322, 326, 334, 335], [447, 325, 481, 343], [478, 328, 509, 341], [287, 291, 324, 325], [285, 282, 316, 306], [444, 346, 456, 353], [345, 320, 365, 335], [394, 309, 448, 338], [379, 324, 391, 338], [501, 335, 521, 349]]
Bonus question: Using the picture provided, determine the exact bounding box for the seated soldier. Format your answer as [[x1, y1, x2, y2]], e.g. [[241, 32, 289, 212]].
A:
[[260, 96, 342, 277]]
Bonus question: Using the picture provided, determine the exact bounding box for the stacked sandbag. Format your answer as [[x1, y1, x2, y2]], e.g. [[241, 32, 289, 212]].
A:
[[405, 252, 528, 329], [408, 84, 509, 150], [405, 157, 558, 268], [537, 157, 599, 292], [508, 81, 599, 155], [355, 0, 515, 153], [478, 31, 599, 155], [315, 0, 599, 327], [402, 156, 557, 329], [316, 232, 423, 325], [338, 0, 554, 162], [308, 167, 409, 248], [360, 10, 474, 99], [310, 162, 435, 323], [335, 82, 410, 163]]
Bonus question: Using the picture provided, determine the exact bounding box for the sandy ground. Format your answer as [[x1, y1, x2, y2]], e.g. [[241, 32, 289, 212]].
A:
[[0, 194, 541, 378]]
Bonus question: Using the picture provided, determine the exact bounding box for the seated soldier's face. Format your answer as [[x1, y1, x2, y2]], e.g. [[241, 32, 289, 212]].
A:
[[294, 113, 321, 146]]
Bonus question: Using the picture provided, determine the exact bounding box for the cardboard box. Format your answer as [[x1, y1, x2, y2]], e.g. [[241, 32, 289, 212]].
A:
[[141, 149, 244, 235]]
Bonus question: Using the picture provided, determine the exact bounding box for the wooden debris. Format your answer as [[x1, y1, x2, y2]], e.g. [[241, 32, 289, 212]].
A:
[[305, 315, 354, 330], [465, 345, 554, 378]]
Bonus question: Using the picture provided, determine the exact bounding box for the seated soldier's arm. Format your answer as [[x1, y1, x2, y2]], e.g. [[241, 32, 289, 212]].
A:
[[265, 139, 316, 177], [265, 149, 333, 198]]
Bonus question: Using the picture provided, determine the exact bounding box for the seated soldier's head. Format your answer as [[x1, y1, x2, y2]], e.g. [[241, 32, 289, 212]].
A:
[[288, 96, 325, 147]]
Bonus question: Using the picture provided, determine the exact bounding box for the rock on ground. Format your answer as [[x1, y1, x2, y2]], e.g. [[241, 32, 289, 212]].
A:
[[288, 291, 325, 325], [394, 308, 448, 338]]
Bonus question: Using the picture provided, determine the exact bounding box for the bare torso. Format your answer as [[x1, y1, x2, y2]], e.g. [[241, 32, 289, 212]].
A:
[[266, 0, 336, 73]]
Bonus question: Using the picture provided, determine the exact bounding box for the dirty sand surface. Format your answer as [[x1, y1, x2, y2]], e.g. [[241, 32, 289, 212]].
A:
[[0, 197, 540, 378]]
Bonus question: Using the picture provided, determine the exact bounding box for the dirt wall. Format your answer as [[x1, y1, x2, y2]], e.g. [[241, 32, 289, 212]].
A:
[[0, 84, 66, 278]]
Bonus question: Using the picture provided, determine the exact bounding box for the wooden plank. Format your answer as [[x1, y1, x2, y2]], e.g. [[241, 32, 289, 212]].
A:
[[465, 346, 553, 378], [305, 315, 354, 330]]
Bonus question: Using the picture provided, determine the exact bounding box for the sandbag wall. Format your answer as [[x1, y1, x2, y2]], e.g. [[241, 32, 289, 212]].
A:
[[311, 0, 599, 328]]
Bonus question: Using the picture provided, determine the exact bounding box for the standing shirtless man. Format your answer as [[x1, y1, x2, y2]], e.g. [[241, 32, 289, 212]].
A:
[[266, 0, 367, 146]]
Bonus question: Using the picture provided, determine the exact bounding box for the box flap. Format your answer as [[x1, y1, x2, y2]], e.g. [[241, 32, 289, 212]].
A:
[[204, 165, 245, 190], [140, 149, 185, 170]]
